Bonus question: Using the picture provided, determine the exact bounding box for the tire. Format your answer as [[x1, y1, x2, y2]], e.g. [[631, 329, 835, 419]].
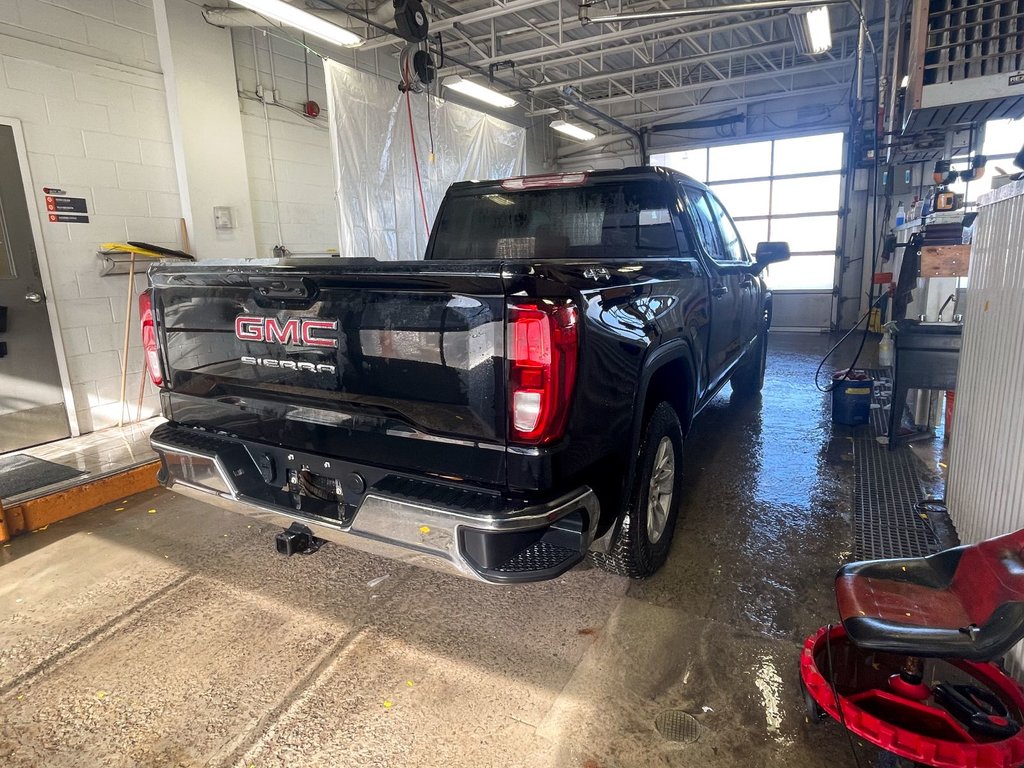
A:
[[731, 313, 768, 397], [799, 675, 827, 723], [591, 402, 684, 579]]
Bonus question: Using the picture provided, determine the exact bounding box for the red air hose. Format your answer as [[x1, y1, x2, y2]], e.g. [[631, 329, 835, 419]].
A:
[[403, 62, 430, 238]]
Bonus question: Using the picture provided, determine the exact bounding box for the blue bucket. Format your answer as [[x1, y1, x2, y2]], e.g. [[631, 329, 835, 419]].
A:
[[831, 374, 874, 426]]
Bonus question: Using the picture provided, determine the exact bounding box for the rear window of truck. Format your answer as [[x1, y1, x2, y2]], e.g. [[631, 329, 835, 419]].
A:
[[429, 180, 688, 261]]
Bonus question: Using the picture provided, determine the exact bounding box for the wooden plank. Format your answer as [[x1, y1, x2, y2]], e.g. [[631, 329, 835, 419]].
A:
[[0, 461, 160, 542], [919, 244, 972, 277], [906, 0, 931, 115]]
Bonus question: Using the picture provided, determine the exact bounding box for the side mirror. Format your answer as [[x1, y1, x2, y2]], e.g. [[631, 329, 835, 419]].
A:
[[753, 242, 790, 273]]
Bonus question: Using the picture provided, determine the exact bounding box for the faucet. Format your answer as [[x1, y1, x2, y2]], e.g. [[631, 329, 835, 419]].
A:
[[937, 294, 956, 322]]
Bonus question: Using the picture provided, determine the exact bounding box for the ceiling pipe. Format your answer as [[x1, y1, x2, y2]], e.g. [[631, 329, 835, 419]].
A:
[[579, 0, 847, 25], [307, 0, 547, 106], [560, 86, 647, 163], [358, 0, 553, 51], [306, 0, 641, 140]]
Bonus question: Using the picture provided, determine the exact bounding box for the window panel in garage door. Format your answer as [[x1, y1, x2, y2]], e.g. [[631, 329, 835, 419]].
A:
[[770, 215, 840, 257], [708, 180, 770, 219], [655, 131, 845, 328], [771, 175, 842, 215]]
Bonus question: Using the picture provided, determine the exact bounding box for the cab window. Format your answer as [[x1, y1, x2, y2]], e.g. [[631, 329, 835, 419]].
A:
[[681, 186, 728, 264], [706, 192, 749, 263]]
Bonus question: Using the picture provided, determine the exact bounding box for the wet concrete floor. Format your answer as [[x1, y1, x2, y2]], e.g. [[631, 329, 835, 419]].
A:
[[2, 332, 881, 767]]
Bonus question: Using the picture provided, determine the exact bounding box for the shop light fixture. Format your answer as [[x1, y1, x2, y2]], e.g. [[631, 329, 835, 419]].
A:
[[230, 0, 363, 48], [789, 5, 832, 55], [550, 120, 597, 142], [443, 76, 517, 109]]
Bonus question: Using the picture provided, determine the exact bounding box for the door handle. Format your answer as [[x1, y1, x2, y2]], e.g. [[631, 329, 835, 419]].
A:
[[740, 277, 754, 288], [25, 291, 43, 304], [711, 284, 729, 298]]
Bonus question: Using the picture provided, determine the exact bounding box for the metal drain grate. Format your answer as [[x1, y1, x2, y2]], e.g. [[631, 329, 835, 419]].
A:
[[654, 710, 702, 743], [493, 541, 577, 573], [854, 443, 941, 559], [851, 368, 942, 560]]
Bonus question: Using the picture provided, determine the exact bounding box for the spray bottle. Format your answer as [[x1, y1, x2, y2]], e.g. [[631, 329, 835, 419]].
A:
[[878, 324, 894, 368]]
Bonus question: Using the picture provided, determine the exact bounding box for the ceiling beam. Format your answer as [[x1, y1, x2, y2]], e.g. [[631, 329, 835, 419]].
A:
[[582, 56, 853, 108], [357, 0, 556, 50]]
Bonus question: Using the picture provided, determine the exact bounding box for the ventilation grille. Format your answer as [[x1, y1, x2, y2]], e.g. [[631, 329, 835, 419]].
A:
[[923, 0, 1024, 85]]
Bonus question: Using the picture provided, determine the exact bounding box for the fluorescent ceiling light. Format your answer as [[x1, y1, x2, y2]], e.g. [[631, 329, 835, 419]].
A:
[[443, 76, 516, 109], [550, 120, 596, 142], [804, 6, 832, 53], [789, 5, 832, 55], [231, 0, 363, 48]]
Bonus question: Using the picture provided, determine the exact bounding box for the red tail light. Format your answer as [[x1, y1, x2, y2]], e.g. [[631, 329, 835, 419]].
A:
[[138, 289, 163, 387], [508, 301, 578, 445]]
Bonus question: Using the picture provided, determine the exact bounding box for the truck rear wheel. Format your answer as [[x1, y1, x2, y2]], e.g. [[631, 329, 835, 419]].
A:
[[591, 402, 684, 579]]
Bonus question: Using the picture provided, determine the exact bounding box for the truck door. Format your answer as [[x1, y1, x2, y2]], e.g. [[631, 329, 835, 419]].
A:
[[705, 191, 762, 348], [680, 185, 744, 381]]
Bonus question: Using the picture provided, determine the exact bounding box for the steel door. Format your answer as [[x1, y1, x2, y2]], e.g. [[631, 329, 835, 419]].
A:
[[0, 124, 70, 452]]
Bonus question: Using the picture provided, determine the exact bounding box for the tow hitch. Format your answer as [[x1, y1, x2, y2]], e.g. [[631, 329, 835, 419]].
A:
[[275, 522, 326, 556]]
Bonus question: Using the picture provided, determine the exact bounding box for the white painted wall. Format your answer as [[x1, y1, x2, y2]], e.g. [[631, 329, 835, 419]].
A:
[[154, 0, 257, 258], [232, 29, 337, 258], [0, 0, 182, 434]]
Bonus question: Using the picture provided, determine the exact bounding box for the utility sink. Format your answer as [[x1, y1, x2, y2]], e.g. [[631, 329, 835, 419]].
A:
[[888, 320, 962, 449]]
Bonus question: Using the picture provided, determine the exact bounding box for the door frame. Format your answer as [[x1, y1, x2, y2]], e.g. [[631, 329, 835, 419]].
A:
[[0, 116, 80, 438]]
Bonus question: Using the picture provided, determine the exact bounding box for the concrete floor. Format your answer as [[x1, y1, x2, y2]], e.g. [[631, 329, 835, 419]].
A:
[[1, 333, 880, 768]]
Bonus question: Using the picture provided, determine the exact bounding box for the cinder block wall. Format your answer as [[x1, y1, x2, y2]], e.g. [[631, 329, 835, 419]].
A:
[[0, 0, 182, 432], [232, 30, 338, 258]]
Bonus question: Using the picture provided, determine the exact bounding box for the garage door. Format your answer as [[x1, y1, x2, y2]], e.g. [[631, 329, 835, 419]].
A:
[[653, 132, 845, 330]]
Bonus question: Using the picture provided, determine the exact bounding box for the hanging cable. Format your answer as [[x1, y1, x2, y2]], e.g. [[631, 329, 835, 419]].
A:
[[404, 59, 431, 238], [426, 89, 436, 163]]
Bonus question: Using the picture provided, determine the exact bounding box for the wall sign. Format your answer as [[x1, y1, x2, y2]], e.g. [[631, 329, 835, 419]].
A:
[[49, 212, 91, 223], [43, 190, 89, 224]]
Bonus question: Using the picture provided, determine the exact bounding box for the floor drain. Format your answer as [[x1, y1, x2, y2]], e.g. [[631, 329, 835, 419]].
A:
[[654, 710, 702, 743]]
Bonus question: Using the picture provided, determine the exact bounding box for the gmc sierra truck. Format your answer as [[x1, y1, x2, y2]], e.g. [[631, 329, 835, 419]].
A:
[[143, 167, 788, 583]]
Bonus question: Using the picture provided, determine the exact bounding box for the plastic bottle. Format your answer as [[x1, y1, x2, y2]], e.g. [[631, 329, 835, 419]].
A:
[[895, 202, 906, 228], [879, 328, 894, 368], [921, 188, 933, 219]]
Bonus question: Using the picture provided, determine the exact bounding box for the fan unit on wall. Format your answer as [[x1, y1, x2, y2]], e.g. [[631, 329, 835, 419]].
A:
[[902, 0, 1024, 133]]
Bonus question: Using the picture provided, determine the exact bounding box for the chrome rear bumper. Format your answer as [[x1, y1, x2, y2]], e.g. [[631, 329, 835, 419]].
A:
[[152, 424, 600, 583]]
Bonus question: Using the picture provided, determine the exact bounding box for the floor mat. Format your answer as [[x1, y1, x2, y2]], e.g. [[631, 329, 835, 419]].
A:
[[0, 454, 86, 499]]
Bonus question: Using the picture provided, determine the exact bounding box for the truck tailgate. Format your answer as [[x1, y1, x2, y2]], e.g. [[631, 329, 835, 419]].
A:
[[150, 260, 508, 487]]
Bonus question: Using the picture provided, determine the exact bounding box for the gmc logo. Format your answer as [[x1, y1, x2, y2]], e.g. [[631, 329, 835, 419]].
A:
[[235, 316, 338, 348]]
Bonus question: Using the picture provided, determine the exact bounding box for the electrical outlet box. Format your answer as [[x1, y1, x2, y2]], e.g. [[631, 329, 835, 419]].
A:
[[213, 206, 235, 230]]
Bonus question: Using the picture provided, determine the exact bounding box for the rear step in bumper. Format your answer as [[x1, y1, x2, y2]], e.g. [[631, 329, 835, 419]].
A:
[[151, 426, 600, 583]]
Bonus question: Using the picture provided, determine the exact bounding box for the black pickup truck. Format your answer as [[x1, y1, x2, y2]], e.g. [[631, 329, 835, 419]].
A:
[[143, 167, 788, 583]]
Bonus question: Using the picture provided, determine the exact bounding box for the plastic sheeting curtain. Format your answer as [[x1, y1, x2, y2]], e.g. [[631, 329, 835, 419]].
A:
[[325, 60, 526, 261]]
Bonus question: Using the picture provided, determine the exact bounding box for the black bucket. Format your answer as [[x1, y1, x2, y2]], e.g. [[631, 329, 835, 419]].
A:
[[831, 372, 874, 426]]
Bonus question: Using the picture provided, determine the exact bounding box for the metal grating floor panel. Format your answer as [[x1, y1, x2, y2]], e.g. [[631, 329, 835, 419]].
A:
[[854, 442, 941, 559], [850, 368, 943, 560]]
